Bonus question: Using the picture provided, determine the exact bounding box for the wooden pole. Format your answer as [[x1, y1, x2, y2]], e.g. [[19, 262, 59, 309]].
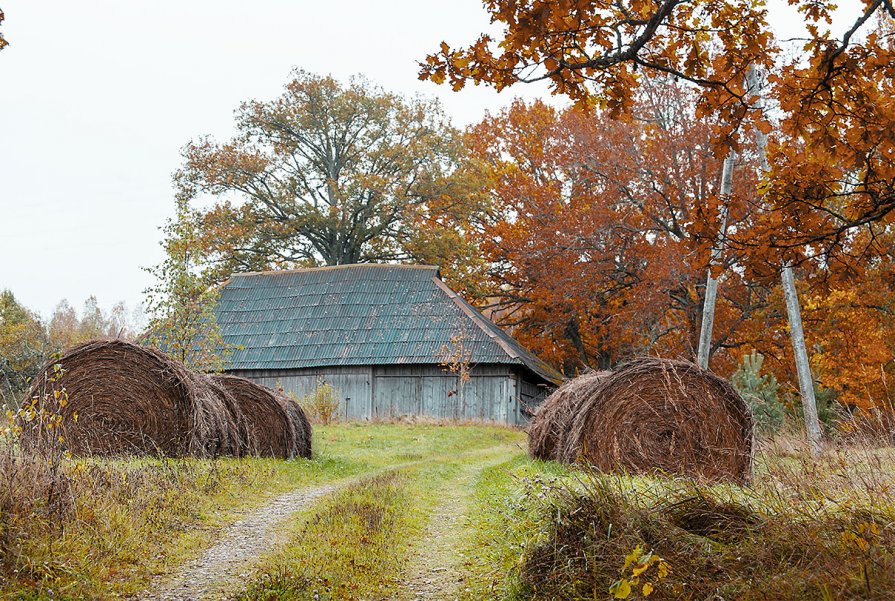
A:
[[781, 264, 824, 454], [696, 152, 735, 369], [747, 65, 823, 454]]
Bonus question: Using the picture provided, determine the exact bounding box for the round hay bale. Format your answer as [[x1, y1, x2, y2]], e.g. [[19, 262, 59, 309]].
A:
[[528, 370, 610, 461], [558, 358, 753, 483], [203, 374, 254, 457], [210, 374, 297, 459], [23, 339, 230, 457]]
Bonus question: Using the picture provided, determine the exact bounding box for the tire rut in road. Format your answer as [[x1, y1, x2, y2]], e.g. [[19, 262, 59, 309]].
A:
[[143, 483, 337, 601], [398, 453, 512, 601]]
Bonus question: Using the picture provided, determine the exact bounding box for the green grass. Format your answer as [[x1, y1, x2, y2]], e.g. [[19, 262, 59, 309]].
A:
[[458, 456, 572, 600], [231, 467, 437, 601], [10, 423, 889, 601], [1, 455, 352, 600], [229, 432, 523, 600]]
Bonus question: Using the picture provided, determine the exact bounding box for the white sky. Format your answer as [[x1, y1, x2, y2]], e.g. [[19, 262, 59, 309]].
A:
[[0, 0, 864, 319]]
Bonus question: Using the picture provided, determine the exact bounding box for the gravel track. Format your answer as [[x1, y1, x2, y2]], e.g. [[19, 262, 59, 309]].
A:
[[142, 483, 338, 601]]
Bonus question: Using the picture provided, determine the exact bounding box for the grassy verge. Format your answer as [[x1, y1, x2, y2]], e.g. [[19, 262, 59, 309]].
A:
[[458, 443, 895, 601], [458, 456, 570, 600], [0, 453, 354, 600], [0, 423, 522, 600]]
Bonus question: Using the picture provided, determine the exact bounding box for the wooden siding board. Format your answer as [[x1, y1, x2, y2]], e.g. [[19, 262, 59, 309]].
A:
[[230, 363, 546, 424]]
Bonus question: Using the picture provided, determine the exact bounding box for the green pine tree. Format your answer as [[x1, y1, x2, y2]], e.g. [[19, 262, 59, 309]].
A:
[[732, 351, 787, 435]]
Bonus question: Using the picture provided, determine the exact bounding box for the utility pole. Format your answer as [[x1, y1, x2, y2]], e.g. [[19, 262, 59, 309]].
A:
[[746, 65, 823, 455]]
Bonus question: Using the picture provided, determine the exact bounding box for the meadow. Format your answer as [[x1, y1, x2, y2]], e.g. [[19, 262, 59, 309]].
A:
[[1, 424, 893, 600]]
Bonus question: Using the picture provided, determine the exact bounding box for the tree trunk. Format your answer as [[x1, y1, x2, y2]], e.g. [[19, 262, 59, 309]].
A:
[[696, 152, 735, 369], [747, 65, 823, 454]]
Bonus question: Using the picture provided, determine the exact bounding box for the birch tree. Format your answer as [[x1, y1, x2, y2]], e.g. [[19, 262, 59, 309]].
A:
[[143, 200, 230, 372]]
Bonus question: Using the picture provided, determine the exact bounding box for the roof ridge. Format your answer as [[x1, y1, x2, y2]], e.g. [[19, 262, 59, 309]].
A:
[[430, 277, 564, 384], [231, 264, 440, 277]]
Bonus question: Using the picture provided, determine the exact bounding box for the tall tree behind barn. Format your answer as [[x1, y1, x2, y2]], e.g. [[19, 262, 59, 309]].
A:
[[214, 264, 561, 423], [176, 70, 489, 294]]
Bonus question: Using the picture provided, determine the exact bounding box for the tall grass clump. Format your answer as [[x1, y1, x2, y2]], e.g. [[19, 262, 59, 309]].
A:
[[514, 439, 895, 600]]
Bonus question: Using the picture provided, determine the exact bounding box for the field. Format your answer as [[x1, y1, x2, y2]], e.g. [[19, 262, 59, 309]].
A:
[[2, 424, 894, 600]]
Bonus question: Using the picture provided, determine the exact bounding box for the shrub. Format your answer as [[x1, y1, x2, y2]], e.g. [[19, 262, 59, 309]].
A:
[[296, 378, 340, 425]]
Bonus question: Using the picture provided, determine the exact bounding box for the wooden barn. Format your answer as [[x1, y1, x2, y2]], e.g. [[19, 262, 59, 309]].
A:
[[215, 264, 562, 424]]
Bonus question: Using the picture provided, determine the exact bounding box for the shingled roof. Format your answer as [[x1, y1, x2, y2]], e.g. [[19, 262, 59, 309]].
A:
[[215, 264, 562, 384]]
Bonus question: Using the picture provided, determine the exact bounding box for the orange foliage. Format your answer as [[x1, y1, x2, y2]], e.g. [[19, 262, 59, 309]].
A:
[[465, 86, 895, 411], [466, 84, 759, 374], [423, 1, 895, 271], [0, 9, 7, 53], [425, 1, 895, 411]]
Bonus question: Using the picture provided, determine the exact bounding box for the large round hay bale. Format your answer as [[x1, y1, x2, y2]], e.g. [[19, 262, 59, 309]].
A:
[[210, 375, 299, 459], [528, 371, 610, 461], [274, 387, 313, 459], [558, 358, 753, 483], [23, 339, 230, 457]]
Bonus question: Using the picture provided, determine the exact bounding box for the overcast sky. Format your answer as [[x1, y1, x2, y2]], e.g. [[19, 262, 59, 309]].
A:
[[0, 1, 861, 319]]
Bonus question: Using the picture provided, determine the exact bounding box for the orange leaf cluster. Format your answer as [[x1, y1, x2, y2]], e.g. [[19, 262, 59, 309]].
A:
[[0, 9, 7, 53]]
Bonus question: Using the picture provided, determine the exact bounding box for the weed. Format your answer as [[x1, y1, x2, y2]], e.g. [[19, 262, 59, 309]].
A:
[[295, 378, 341, 425], [512, 443, 895, 600]]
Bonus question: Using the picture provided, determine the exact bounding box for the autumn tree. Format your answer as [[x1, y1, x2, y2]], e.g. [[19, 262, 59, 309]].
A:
[[143, 199, 230, 372], [424, 1, 895, 448], [463, 91, 895, 429], [46, 298, 138, 351], [423, 0, 895, 275], [47, 300, 81, 351], [0, 290, 48, 403], [466, 85, 764, 375], [176, 70, 488, 291]]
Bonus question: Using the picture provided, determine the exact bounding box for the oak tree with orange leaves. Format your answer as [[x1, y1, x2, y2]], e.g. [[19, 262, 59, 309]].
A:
[[464, 89, 895, 430], [422, 0, 895, 275], [424, 0, 895, 447], [466, 84, 765, 376]]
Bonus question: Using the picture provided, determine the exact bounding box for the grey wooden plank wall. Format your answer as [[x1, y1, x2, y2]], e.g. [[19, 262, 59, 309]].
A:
[[230, 364, 527, 424]]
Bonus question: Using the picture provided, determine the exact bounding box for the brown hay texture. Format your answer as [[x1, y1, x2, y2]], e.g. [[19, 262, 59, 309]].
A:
[[557, 358, 754, 483], [273, 387, 313, 459], [203, 374, 254, 457], [210, 374, 303, 459], [528, 371, 610, 461], [24, 340, 231, 457]]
